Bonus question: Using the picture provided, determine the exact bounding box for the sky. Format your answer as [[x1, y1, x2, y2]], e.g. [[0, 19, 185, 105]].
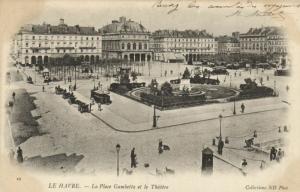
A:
[[27, 0, 282, 36]]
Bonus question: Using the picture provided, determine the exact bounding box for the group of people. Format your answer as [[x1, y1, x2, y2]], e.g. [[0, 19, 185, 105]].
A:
[[270, 147, 284, 162]]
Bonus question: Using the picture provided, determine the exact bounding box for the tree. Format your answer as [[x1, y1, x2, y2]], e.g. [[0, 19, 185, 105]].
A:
[[131, 71, 138, 82], [160, 81, 173, 96], [182, 67, 191, 79]]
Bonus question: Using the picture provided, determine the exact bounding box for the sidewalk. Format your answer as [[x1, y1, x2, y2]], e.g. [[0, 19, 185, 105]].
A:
[[68, 85, 288, 132]]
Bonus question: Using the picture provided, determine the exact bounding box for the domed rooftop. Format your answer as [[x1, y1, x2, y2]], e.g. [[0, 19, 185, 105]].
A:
[[99, 17, 148, 34]]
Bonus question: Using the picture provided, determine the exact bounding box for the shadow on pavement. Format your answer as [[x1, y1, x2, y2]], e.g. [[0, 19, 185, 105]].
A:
[[23, 153, 84, 173]]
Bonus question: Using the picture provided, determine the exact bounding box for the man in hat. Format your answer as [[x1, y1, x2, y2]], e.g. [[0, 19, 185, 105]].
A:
[[131, 148, 137, 168], [17, 146, 23, 163]]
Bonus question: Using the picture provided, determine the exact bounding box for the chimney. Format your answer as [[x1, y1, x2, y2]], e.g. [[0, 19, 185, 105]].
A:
[[59, 18, 64, 25], [119, 16, 126, 23]]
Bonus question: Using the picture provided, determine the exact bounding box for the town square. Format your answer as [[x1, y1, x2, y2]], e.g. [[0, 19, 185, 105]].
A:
[[4, 1, 292, 179]]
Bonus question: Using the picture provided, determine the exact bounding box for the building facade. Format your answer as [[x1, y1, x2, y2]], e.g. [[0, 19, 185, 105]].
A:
[[12, 19, 102, 65], [240, 27, 287, 56], [151, 30, 217, 63], [99, 17, 152, 62], [216, 35, 240, 55]]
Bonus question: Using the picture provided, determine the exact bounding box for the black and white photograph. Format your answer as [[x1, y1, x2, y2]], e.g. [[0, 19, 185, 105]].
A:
[[0, 0, 299, 192]]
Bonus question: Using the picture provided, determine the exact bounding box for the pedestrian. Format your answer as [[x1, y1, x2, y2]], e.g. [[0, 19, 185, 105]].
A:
[[89, 103, 92, 112], [253, 130, 257, 138], [260, 160, 265, 170], [234, 71, 237, 77], [278, 126, 281, 133], [225, 136, 229, 144], [286, 85, 289, 92], [12, 92, 16, 101], [217, 138, 224, 155], [158, 139, 163, 154], [130, 148, 137, 168], [69, 85, 71, 92], [242, 159, 248, 167], [241, 103, 245, 113], [170, 70, 173, 75], [267, 75, 269, 81], [239, 71, 241, 76], [42, 85, 45, 92], [270, 147, 277, 161], [97, 103, 102, 111], [17, 146, 23, 163], [164, 70, 167, 77], [276, 148, 283, 162], [260, 77, 263, 86], [283, 125, 288, 132]]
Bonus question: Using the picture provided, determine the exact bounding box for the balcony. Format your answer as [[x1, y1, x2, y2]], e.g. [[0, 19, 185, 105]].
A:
[[79, 47, 96, 49]]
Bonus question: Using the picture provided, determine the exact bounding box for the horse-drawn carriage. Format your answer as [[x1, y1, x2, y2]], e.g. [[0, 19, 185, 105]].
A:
[[27, 76, 33, 84], [68, 94, 77, 104], [55, 86, 65, 95], [90, 89, 112, 105], [77, 100, 90, 113], [62, 91, 72, 99]]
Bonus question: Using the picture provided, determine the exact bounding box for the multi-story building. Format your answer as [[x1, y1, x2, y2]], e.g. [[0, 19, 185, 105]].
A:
[[151, 30, 217, 63], [216, 35, 240, 55], [12, 19, 102, 65], [240, 27, 287, 56], [99, 16, 152, 62], [267, 28, 287, 55]]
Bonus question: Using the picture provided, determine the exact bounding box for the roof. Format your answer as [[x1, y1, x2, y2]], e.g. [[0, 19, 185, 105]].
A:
[[216, 35, 239, 43], [19, 21, 99, 35], [99, 17, 149, 34], [152, 29, 214, 38], [240, 27, 284, 37]]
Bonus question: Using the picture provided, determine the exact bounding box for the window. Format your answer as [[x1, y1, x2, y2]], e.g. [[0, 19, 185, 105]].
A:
[[127, 43, 131, 50], [25, 43, 28, 47], [26, 49, 28, 53], [32, 36, 35, 40], [138, 43, 142, 50], [121, 43, 125, 49], [144, 43, 147, 49], [86, 37, 88, 40]]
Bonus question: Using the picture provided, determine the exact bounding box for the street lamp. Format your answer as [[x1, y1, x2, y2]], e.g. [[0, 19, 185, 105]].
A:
[[274, 80, 276, 96], [233, 97, 236, 115], [116, 144, 121, 176], [218, 114, 223, 139]]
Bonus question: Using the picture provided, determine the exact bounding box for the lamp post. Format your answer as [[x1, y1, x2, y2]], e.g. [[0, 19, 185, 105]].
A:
[[233, 97, 236, 115], [116, 144, 121, 176], [274, 80, 276, 96], [218, 114, 223, 139], [152, 105, 160, 128]]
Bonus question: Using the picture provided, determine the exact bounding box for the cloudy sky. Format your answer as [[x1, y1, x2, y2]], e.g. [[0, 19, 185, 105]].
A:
[[28, 0, 282, 36]]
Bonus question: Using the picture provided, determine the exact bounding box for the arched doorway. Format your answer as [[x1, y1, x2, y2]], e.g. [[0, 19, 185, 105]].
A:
[[85, 55, 89, 63], [44, 56, 49, 65], [135, 54, 140, 62], [31, 56, 36, 65], [90, 55, 95, 64], [80, 55, 84, 62], [96, 55, 100, 63], [37, 56, 43, 65]]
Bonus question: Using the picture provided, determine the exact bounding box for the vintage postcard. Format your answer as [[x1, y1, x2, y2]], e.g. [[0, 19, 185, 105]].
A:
[[0, 0, 299, 191]]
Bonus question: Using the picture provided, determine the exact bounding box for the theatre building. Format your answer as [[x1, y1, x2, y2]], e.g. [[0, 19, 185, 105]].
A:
[[12, 19, 102, 65], [99, 16, 152, 62]]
